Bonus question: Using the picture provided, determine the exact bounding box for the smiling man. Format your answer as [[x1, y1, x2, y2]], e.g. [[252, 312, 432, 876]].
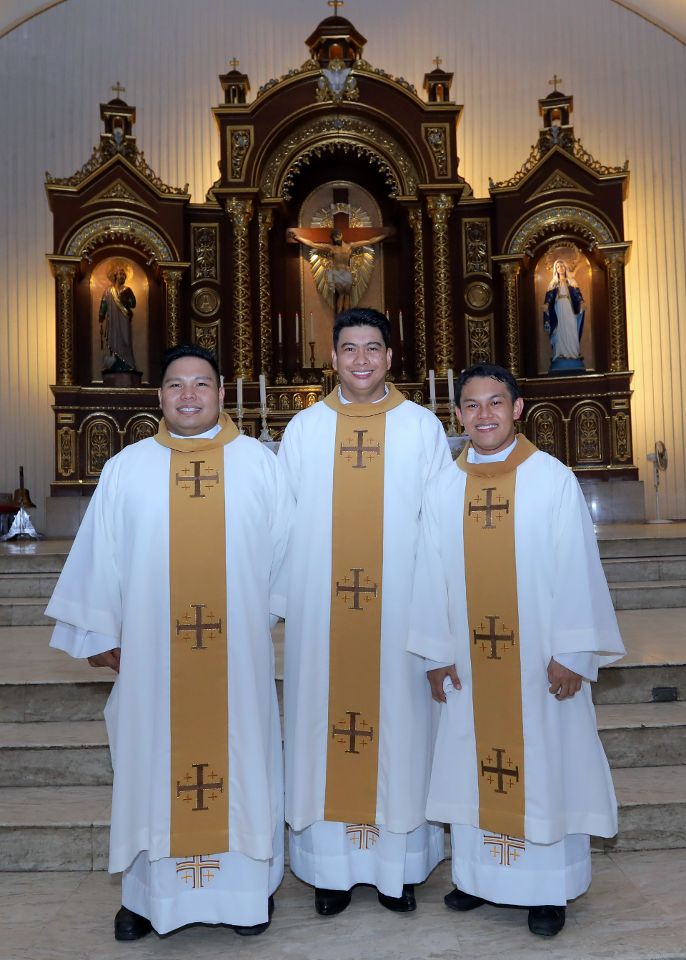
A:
[[409, 363, 625, 937], [46, 344, 292, 941], [278, 308, 451, 916]]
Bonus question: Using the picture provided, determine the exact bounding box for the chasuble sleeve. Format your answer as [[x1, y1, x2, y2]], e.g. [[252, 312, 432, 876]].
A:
[[46, 458, 123, 642], [548, 469, 625, 666], [407, 477, 456, 664]]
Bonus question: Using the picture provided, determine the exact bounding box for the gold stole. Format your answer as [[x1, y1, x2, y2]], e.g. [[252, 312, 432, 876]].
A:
[[323, 384, 405, 824], [457, 436, 538, 838], [154, 412, 239, 856]]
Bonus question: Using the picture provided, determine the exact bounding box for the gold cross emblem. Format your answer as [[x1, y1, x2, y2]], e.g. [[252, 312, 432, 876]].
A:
[[332, 711, 374, 754], [468, 487, 509, 529]]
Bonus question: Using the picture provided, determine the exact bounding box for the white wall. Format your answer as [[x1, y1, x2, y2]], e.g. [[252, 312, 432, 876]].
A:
[[1, 0, 685, 525]]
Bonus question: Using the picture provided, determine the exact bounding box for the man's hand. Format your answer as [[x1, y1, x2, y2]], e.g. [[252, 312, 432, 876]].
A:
[[427, 665, 461, 703], [547, 658, 582, 700], [88, 648, 121, 673]]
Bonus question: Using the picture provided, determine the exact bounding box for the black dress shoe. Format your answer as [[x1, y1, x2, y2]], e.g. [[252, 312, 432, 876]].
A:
[[314, 887, 352, 916], [233, 895, 275, 936], [378, 884, 416, 913], [528, 904, 566, 937], [114, 905, 153, 941], [443, 887, 486, 912]]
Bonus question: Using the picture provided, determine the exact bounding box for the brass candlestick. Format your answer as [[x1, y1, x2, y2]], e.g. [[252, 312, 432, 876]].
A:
[[292, 342, 304, 384], [307, 340, 319, 383], [258, 404, 272, 442], [274, 340, 287, 385], [446, 398, 459, 436], [236, 404, 245, 435]]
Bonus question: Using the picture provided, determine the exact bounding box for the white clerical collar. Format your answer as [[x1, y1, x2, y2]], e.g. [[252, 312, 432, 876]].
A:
[[169, 422, 222, 440], [338, 384, 389, 405], [467, 436, 518, 463]]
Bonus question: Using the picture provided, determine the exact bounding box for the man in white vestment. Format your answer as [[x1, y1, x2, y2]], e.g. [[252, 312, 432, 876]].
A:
[[409, 363, 625, 937], [46, 344, 292, 941], [279, 308, 451, 917]]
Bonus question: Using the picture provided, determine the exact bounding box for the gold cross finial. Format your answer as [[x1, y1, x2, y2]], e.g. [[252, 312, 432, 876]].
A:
[[111, 81, 126, 98], [328, 0, 344, 14], [548, 74, 563, 91], [229, 57, 240, 70], [433, 55, 443, 69]]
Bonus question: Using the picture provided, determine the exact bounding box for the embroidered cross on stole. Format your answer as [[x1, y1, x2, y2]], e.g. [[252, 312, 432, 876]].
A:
[[155, 412, 239, 856], [323, 384, 405, 824], [457, 435, 538, 839]]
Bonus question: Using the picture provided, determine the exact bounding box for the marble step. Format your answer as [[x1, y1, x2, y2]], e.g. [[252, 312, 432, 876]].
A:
[[0, 548, 68, 575], [0, 721, 112, 787], [609, 580, 686, 610], [2, 765, 684, 871], [0, 573, 59, 598], [596, 702, 686, 767], [598, 533, 686, 560], [0, 598, 51, 627], [602, 556, 686, 583]]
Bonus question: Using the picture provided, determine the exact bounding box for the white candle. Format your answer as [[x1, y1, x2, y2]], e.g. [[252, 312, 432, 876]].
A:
[[447, 368, 455, 403], [295, 312, 300, 344], [236, 376, 243, 410], [309, 312, 315, 342], [398, 310, 404, 341], [277, 312, 282, 343], [259, 373, 266, 410], [429, 369, 436, 407]]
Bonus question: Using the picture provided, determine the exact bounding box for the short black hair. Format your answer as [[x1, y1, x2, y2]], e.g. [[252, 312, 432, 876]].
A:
[[160, 343, 221, 384], [333, 308, 391, 348], [456, 363, 520, 408]]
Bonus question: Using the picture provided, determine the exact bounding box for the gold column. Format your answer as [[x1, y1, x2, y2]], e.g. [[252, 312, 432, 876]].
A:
[[159, 263, 190, 349], [48, 256, 80, 386], [493, 256, 525, 377], [426, 194, 454, 376], [598, 242, 631, 373], [406, 205, 427, 380], [257, 208, 275, 380], [226, 197, 254, 379]]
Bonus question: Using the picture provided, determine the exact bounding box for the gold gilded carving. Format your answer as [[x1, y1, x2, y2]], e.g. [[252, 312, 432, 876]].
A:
[[465, 281, 492, 310], [65, 215, 174, 261], [422, 124, 450, 178], [260, 117, 418, 199], [279, 393, 289, 410], [192, 287, 220, 317], [465, 314, 493, 365], [86, 420, 114, 476], [427, 194, 455, 376], [406, 205, 427, 379], [227, 127, 254, 181], [83, 179, 154, 211], [256, 56, 416, 100], [191, 225, 219, 282], [49, 258, 79, 386], [530, 408, 561, 458], [160, 268, 184, 348], [575, 406, 603, 462], [257, 209, 275, 379], [315, 62, 360, 103], [612, 412, 631, 462], [508, 207, 614, 256], [57, 427, 76, 477], [306, 392, 318, 407], [490, 133, 628, 191], [496, 260, 522, 378], [46, 140, 187, 196], [193, 320, 220, 358], [128, 417, 158, 443], [463, 219, 491, 277], [528, 170, 591, 201], [599, 245, 630, 372], [226, 198, 254, 378]]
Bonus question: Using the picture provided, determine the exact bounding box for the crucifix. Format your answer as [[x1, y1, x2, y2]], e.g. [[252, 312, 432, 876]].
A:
[[111, 81, 126, 98], [481, 748, 520, 795], [339, 430, 381, 468], [548, 74, 563, 91], [433, 55, 443, 68], [176, 603, 222, 650], [336, 567, 378, 610], [229, 57, 240, 70], [473, 615, 515, 660], [332, 711, 374, 754], [468, 487, 510, 529], [328, 0, 345, 13], [175, 460, 219, 498], [176, 762, 224, 811]]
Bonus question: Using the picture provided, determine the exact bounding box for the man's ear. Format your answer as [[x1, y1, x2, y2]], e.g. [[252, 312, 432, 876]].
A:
[[331, 348, 338, 371], [513, 397, 524, 420]]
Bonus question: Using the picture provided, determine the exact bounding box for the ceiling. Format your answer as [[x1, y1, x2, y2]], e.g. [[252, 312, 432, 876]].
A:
[[1, 0, 685, 44]]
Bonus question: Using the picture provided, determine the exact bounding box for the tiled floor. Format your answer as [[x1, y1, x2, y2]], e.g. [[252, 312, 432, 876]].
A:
[[2, 852, 685, 960]]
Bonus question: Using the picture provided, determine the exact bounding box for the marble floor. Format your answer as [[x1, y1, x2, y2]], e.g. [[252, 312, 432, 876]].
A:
[[2, 853, 685, 960]]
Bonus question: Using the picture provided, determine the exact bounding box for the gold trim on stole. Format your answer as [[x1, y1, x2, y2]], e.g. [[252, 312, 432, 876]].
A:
[[458, 436, 537, 838], [155, 413, 239, 855], [323, 384, 405, 823]]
